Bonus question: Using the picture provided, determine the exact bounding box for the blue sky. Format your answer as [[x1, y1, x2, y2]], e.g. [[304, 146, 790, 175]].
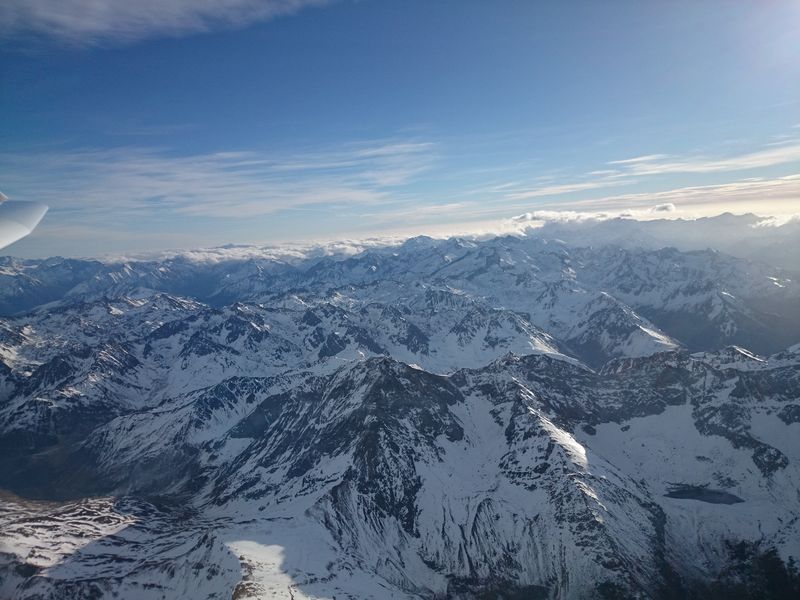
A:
[[1, 0, 799, 257]]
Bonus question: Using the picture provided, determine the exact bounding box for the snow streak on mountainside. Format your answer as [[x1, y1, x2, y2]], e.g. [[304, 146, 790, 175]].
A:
[[1, 226, 799, 599]]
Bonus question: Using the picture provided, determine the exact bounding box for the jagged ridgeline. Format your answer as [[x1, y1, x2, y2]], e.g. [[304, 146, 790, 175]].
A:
[[1, 234, 799, 599]]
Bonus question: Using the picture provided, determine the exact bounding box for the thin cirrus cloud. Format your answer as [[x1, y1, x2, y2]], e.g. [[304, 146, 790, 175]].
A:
[[501, 178, 635, 202], [0, 0, 329, 44], [0, 140, 437, 221], [607, 154, 670, 165], [607, 142, 800, 176], [496, 139, 800, 205], [323, 136, 800, 233], [545, 175, 800, 217]]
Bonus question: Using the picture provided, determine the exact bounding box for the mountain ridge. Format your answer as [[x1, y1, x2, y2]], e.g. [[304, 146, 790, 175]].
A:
[[1, 233, 799, 599]]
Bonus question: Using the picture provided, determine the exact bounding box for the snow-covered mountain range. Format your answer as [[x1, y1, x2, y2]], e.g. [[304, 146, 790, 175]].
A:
[[1, 226, 799, 599]]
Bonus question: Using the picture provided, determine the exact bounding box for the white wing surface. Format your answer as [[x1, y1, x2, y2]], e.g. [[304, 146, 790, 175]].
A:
[[0, 199, 49, 250]]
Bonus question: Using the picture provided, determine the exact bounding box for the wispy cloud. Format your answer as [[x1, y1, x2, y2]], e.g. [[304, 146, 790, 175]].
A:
[[501, 177, 634, 202], [608, 143, 800, 176], [359, 201, 474, 223], [549, 174, 800, 217], [0, 139, 436, 220], [586, 169, 621, 177], [489, 139, 800, 209], [608, 154, 670, 165], [0, 0, 329, 44]]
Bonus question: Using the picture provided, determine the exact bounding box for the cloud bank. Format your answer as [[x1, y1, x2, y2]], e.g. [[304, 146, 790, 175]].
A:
[[649, 203, 676, 213], [101, 210, 800, 275], [506, 208, 800, 270], [0, 0, 328, 44]]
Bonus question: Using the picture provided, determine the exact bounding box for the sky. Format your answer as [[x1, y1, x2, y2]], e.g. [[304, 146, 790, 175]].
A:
[[1, 0, 799, 257]]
